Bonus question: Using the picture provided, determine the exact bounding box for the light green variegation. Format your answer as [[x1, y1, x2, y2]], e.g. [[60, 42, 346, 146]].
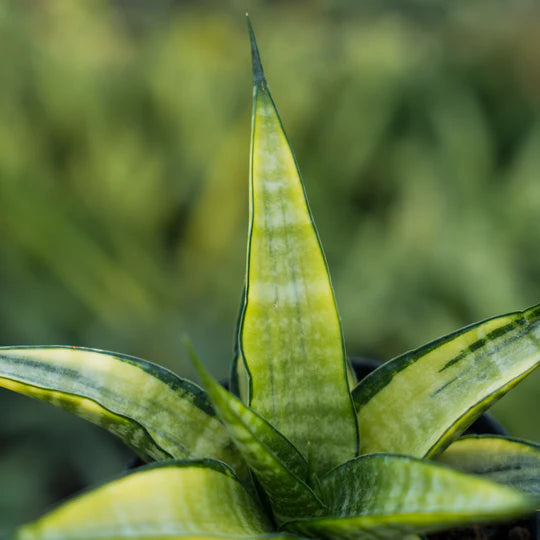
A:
[[285, 454, 533, 539], [235, 19, 358, 477], [438, 435, 540, 499], [353, 304, 540, 458], [0, 346, 244, 474], [5, 15, 540, 540], [16, 460, 270, 540], [38, 536, 302, 540], [191, 347, 325, 522]]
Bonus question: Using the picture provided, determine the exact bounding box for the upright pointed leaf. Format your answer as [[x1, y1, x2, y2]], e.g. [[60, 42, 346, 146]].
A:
[[285, 454, 535, 539], [16, 459, 271, 539], [353, 304, 540, 457], [0, 346, 245, 475], [192, 348, 325, 523], [237, 17, 358, 476], [438, 435, 540, 499]]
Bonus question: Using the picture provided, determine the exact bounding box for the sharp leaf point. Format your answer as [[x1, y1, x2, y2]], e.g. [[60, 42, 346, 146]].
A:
[[246, 15, 266, 86]]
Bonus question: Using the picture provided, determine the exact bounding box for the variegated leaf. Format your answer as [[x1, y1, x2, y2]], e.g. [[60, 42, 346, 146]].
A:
[[192, 345, 325, 523], [32, 537, 302, 540], [353, 304, 540, 457], [438, 435, 540, 499], [16, 459, 270, 539], [284, 454, 535, 539], [0, 346, 244, 475], [235, 16, 358, 477]]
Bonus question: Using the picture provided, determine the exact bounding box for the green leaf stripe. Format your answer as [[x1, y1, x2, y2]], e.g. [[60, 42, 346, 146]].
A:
[[353, 304, 540, 458], [0, 346, 243, 472]]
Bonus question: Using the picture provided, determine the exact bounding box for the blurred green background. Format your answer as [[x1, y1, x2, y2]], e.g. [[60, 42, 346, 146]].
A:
[[1, 0, 539, 531]]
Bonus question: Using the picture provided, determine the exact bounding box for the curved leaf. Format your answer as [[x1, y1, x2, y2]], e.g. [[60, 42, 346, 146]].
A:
[[17, 536, 302, 540], [284, 454, 535, 539], [353, 304, 540, 457], [438, 435, 540, 499], [192, 347, 325, 523], [16, 459, 271, 539], [236, 17, 358, 477], [27, 537, 300, 540], [0, 346, 244, 474]]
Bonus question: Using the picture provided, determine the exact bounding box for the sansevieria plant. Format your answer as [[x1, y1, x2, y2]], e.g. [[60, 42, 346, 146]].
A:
[[2, 18, 539, 540]]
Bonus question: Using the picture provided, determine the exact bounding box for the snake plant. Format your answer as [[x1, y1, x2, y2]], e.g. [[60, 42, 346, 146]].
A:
[[2, 18, 539, 540]]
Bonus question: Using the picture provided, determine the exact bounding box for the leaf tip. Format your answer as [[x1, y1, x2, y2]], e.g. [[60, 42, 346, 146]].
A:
[[182, 336, 217, 393], [246, 15, 266, 87], [182, 336, 203, 373]]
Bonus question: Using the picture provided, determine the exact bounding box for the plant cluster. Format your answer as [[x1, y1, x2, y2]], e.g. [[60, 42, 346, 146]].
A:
[[1, 19, 539, 540]]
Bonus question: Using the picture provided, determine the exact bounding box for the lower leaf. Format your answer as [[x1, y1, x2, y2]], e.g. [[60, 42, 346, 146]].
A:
[[437, 435, 540, 500], [16, 459, 271, 540], [16, 535, 301, 540], [284, 454, 535, 539]]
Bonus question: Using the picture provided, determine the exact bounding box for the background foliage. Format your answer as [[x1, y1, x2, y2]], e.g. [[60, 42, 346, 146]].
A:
[[1, 0, 539, 531]]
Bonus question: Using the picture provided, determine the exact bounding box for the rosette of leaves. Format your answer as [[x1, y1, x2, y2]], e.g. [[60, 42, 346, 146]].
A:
[[2, 18, 539, 540]]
